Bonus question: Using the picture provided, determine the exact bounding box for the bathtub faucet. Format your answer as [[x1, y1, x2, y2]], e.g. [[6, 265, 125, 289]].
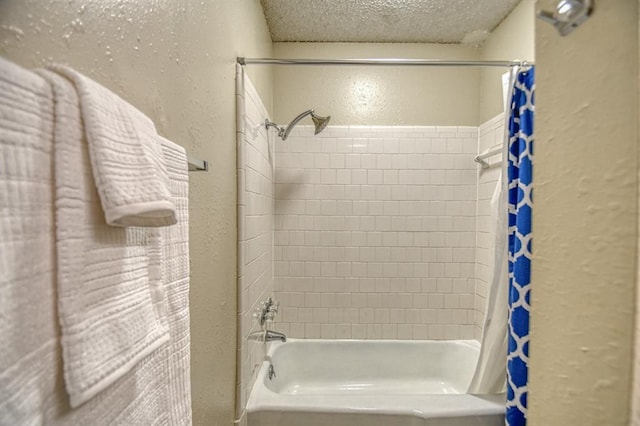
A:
[[248, 330, 287, 342], [264, 330, 287, 342]]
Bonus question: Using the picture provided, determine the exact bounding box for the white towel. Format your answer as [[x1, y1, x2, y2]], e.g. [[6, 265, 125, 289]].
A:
[[0, 54, 59, 426], [38, 68, 171, 407], [0, 57, 191, 425], [51, 65, 176, 228], [157, 136, 192, 424]]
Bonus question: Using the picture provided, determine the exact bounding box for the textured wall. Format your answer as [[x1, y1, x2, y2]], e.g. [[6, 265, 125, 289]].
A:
[[635, 0, 640, 421], [0, 1, 273, 425], [272, 43, 481, 126], [273, 125, 478, 340], [529, 1, 638, 425], [479, 0, 535, 123]]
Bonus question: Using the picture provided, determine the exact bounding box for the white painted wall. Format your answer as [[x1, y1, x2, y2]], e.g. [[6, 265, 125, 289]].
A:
[[272, 3, 534, 128], [479, 0, 535, 123], [0, 1, 273, 424], [634, 1, 640, 422], [529, 1, 638, 424], [273, 43, 482, 126]]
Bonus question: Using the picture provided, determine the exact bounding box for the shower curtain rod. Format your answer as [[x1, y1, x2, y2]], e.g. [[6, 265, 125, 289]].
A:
[[237, 57, 531, 68]]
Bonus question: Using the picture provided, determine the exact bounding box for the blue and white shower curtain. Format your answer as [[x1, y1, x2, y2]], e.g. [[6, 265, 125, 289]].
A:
[[506, 67, 534, 426]]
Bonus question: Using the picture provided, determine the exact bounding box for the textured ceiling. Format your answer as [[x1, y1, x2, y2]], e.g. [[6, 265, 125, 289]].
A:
[[260, 0, 522, 44]]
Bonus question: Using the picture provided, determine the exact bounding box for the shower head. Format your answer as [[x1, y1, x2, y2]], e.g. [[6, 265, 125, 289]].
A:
[[311, 112, 331, 135], [265, 109, 331, 141]]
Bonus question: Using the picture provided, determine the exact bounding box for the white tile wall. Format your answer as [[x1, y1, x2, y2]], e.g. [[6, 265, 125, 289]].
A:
[[474, 113, 505, 340], [273, 125, 479, 340], [236, 66, 274, 416]]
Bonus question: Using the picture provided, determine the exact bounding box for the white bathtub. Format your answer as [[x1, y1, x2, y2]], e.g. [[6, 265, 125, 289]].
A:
[[246, 339, 505, 426]]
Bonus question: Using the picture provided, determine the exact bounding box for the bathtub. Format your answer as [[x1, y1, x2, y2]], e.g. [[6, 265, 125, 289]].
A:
[[246, 339, 505, 426]]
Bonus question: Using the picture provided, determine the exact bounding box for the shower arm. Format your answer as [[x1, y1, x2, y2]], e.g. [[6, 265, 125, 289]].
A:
[[265, 109, 314, 141], [264, 119, 286, 139]]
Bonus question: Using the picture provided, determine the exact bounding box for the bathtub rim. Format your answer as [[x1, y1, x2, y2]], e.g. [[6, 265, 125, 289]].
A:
[[247, 338, 505, 420]]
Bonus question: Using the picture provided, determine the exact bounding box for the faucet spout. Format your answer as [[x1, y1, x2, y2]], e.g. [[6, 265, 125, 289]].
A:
[[248, 330, 287, 342], [264, 330, 287, 342]]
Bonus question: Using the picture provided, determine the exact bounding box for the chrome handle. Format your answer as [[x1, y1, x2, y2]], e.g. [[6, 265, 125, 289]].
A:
[[254, 297, 279, 326], [265, 301, 279, 322]]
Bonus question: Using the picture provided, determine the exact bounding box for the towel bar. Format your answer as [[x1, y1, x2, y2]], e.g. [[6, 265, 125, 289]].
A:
[[474, 147, 502, 168], [188, 156, 208, 172]]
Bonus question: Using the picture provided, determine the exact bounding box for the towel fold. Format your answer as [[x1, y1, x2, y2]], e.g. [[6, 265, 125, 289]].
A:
[[156, 136, 192, 424], [37, 68, 171, 407], [0, 56, 59, 426], [50, 65, 176, 228]]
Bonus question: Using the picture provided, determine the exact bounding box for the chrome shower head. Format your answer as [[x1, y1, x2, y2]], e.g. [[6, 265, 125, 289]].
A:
[[265, 109, 331, 141], [311, 111, 331, 135]]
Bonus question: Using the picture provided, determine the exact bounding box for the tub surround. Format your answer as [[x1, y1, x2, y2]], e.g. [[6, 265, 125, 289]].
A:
[[239, 113, 510, 423], [474, 114, 505, 339], [236, 66, 275, 422], [272, 119, 505, 341]]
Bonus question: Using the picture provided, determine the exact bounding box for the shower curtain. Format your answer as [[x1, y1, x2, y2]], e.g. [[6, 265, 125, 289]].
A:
[[467, 66, 534, 426], [467, 172, 509, 395], [467, 67, 517, 396], [505, 67, 534, 426]]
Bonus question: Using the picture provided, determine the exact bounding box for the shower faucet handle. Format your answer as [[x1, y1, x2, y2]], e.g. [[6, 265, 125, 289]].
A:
[[255, 297, 279, 325], [265, 300, 280, 322]]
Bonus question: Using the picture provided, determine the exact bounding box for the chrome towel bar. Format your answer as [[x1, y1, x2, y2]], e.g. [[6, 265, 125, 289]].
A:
[[188, 156, 208, 172]]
